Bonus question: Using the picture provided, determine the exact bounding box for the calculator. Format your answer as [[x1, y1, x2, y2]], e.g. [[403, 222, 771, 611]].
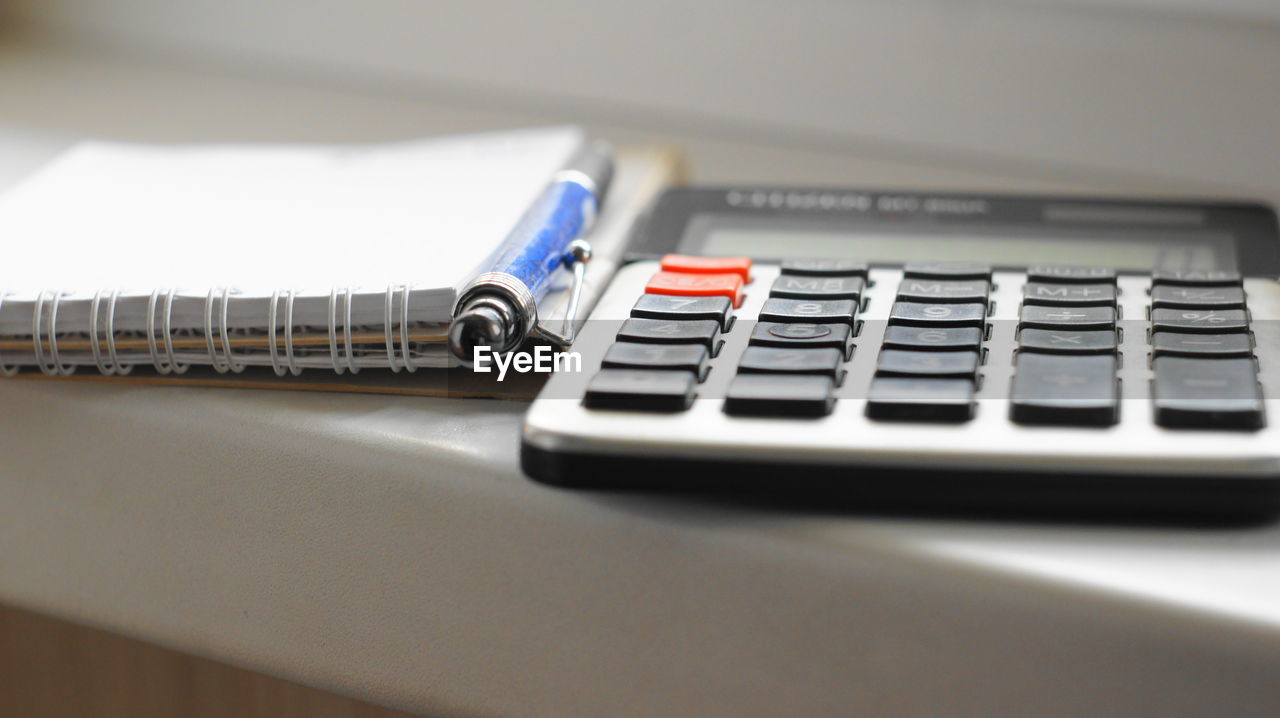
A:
[[521, 188, 1280, 512]]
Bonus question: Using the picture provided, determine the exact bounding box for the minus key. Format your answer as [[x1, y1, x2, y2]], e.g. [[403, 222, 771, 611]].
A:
[[1152, 332, 1253, 357]]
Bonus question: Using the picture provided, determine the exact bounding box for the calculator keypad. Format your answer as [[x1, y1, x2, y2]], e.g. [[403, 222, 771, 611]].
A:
[[578, 257, 1268, 434]]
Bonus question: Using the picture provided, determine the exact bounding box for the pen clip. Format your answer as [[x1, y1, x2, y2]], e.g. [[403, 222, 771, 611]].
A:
[[531, 239, 592, 349]]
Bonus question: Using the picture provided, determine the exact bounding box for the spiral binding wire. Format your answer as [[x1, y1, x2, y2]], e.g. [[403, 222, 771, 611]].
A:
[[268, 290, 285, 376], [218, 286, 245, 374], [326, 287, 360, 375], [13, 285, 425, 376], [146, 289, 189, 374], [342, 287, 359, 374], [326, 287, 345, 375], [203, 288, 232, 373], [32, 289, 76, 376], [88, 289, 133, 376], [399, 284, 417, 373], [283, 289, 302, 376], [0, 294, 20, 376], [105, 290, 131, 375], [382, 285, 401, 372]]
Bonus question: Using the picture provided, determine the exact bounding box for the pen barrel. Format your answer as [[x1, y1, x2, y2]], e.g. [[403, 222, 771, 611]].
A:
[[484, 180, 597, 303]]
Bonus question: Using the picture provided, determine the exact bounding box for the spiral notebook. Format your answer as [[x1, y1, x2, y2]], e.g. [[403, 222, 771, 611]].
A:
[[0, 126, 588, 377]]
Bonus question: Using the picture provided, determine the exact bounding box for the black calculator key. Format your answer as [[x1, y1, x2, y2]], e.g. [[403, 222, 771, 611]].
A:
[[1026, 265, 1116, 284], [888, 302, 986, 328], [1022, 283, 1117, 307], [737, 346, 843, 379], [1150, 285, 1246, 310], [881, 325, 983, 352], [1151, 332, 1253, 358], [1151, 269, 1243, 287], [865, 378, 975, 422], [1018, 328, 1117, 355], [896, 279, 990, 304], [1153, 357, 1265, 429], [602, 342, 711, 380], [1010, 354, 1118, 425], [903, 262, 992, 280], [631, 294, 733, 330], [780, 258, 868, 277], [749, 322, 853, 352], [1019, 305, 1116, 330], [770, 275, 864, 300], [876, 349, 978, 378], [724, 374, 835, 417], [1150, 308, 1249, 334], [583, 369, 696, 412], [759, 298, 858, 326], [617, 317, 722, 350]]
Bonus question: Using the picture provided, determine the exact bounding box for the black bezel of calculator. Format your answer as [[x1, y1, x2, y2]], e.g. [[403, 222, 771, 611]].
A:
[[627, 187, 1280, 276]]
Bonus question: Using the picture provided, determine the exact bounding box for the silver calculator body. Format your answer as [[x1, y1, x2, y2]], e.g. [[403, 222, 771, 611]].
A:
[[522, 188, 1280, 512]]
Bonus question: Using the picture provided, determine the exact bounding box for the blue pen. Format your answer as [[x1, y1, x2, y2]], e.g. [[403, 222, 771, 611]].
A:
[[448, 141, 614, 364]]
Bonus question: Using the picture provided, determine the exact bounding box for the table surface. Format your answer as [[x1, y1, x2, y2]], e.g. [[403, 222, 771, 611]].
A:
[[2, 36, 1279, 718]]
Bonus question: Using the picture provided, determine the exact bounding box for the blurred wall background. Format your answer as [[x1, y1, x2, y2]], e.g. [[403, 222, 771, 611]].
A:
[[2, 0, 1279, 201]]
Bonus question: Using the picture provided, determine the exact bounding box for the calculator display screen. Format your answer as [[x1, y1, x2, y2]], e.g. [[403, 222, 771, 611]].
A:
[[691, 217, 1238, 272]]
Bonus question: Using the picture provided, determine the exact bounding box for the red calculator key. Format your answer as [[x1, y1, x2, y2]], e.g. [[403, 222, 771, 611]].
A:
[[660, 254, 752, 281], [646, 271, 744, 307]]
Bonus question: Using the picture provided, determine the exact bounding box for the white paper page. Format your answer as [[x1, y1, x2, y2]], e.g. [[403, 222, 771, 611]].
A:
[[0, 127, 584, 299]]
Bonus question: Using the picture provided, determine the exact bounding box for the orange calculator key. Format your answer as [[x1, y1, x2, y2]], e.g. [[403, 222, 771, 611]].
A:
[[646, 271, 744, 307], [660, 254, 752, 281]]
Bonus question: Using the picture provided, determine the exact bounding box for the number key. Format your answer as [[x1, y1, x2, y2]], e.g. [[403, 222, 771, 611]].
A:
[[876, 349, 979, 377], [617, 318, 722, 351], [888, 302, 986, 328], [881, 325, 983, 351], [759, 298, 858, 326], [602, 342, 711, 380], [748, 322, 853, 353], [737, 346, 843, 379], [631, 294, 733, 330], [583, 369, 697, 412]]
